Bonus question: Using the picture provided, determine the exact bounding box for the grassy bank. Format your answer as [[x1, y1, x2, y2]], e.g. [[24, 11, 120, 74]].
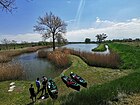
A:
[[92, 44, 107, 52], [109, 43, 140, 69]]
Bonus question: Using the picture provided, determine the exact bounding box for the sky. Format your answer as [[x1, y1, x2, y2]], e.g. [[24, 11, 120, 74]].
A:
[[0, 0, 140, 42]]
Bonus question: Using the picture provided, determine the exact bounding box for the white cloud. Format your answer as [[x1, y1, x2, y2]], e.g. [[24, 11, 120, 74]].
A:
[[0, 33, 42, 43], [66, 17, 140, 42], [94, 17, 115, 28]]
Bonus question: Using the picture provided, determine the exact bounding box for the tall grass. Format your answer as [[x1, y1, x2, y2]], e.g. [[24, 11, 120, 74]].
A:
[[62, 48, 120, 69], [38, 50, 72, 69], [0, 63, 25, 81]]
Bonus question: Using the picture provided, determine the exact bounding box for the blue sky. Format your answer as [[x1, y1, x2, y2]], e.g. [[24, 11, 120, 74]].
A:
[[0, 0, 140, 42]]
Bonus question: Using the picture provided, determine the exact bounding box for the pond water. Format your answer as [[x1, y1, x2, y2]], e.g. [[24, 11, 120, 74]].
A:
[[12, 52, 60, 80], [62, 44, 98, 52], [62, 44, 110, 54], [13, 44, 109, 80]]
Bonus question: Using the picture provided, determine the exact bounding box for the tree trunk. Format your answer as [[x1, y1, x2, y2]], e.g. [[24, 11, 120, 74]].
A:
[[52, 33, 55, 51]]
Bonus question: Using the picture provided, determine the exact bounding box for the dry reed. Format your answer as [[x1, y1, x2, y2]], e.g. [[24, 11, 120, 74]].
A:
[[0, 62, 25, 81], [38, 50, 71, 69], [62, 48, 120, 69]]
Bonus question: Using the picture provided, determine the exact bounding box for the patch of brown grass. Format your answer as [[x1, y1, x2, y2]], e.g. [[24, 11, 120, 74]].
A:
[[0, 63, 25, 81], [38, 50, 72, 69], [62, 48, 120, 69]]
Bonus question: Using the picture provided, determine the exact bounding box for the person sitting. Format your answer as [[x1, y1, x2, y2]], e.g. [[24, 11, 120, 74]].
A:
[[29, 84, 36, 102]]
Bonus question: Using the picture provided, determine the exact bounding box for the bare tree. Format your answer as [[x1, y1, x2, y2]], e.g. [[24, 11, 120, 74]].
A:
[[34, 12, 67, 51], [0, 0, 32, 12], [1, 38, 10, 49], [0, 0, 16, 12], [96, 33, 107, 43]]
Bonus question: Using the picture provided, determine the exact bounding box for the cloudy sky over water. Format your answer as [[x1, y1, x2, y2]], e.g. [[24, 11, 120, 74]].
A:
[[0, 0, 140, 42]]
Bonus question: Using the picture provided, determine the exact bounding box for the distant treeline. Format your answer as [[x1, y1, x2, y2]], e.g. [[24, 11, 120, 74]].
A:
[[0, 41, 65, 50]]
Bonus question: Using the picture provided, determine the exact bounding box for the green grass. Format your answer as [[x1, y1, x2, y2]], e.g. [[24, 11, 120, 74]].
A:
[[109, 43, 140, 69], [92, 44, 106, 52], [0, 81, 33, 105], [60, 69, 140, 105]]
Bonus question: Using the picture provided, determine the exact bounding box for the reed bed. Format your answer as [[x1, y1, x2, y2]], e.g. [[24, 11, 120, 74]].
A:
[[38, 50, 72, 69], [62, 48, 120, 69], [0, 63, 25, 81]]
